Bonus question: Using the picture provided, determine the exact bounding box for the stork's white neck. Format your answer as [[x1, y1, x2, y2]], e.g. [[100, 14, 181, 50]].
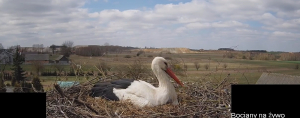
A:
[[151, 64, 177, 105], [152, 64, 174, 88]]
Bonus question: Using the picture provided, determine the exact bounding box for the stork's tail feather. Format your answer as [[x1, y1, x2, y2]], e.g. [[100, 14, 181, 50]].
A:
[[89, 79, 134, 101]]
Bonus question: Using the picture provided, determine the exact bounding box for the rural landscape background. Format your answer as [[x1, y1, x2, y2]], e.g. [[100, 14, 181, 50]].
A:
[[0, 41, 299, 117], [0, 41, 299, 92], [1, 0, 300, 117], [1, 41, 299, 117]]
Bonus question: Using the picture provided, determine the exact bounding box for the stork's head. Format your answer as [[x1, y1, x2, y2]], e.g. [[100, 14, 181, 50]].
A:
[[152, 57, 184, 86]]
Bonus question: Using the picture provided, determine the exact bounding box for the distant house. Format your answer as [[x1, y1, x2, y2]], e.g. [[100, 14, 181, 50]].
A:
[[20, 47, 35, 52], [55, 55, 70, 65], [0, 49, 14, 64], [25, 54, 49, 64], [256, 72, 300, 84]]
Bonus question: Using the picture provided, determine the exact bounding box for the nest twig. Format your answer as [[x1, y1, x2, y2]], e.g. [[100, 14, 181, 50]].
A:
[[46, 74, 232, 118]]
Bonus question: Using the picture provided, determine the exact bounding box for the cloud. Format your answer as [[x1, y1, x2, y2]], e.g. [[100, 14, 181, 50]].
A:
[[271, 31, 300, 40], [0, 0, 299, 52]]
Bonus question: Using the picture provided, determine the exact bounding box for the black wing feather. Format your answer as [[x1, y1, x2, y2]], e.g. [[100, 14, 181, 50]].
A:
[[89, 79, 134, 101]]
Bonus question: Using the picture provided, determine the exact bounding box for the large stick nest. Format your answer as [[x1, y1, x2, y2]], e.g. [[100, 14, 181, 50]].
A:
[[46, 75, 232, 118]]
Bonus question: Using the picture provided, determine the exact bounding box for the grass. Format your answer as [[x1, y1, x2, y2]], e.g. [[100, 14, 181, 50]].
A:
[[220, 58, 297, 69], [49, 54, 61, 60], [42, 54, 300, 89], [3, 51, 299, 91], [279, 61, 300, 64], [272, 69, 300, 76], [39, 76, 89, 91], [0, 64, 71, 72]]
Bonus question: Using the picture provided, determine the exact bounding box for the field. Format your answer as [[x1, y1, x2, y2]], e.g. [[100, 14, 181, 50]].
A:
[[43, 51, 300, 117], [2, 51, 299, 91], [26, 52, 298, 89], [23, 51, 299, 117], [3, 52, 300, 88]]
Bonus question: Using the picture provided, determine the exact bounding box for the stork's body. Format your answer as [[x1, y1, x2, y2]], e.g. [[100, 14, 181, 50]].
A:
[[89, 57, 184, 107]]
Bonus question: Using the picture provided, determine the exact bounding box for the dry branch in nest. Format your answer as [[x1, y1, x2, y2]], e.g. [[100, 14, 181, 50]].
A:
[[46, 74, 232, 118]]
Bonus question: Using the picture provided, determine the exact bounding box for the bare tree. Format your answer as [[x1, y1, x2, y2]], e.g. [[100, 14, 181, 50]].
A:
[[204, 64, 209, 70], [31, 61, 45, 76], [223, 63, 228, 70], [61, 41, 74, 57], [184, 65, 188, 71], [194, 62, 200, 71], [63, 41, 74, 48]]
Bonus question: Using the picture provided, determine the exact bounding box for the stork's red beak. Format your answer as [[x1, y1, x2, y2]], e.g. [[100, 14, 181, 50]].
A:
[[166, 68, 184, 86]]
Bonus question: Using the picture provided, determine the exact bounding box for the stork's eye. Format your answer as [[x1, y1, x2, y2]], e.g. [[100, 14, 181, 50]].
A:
[[164, 62, 168, 66]]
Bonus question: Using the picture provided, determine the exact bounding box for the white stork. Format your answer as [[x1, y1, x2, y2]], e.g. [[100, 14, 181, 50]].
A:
[[89, 57, 184, 107]]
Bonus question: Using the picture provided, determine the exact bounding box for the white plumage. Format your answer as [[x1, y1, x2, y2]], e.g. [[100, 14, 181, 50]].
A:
[[90, 57, 184, 107]]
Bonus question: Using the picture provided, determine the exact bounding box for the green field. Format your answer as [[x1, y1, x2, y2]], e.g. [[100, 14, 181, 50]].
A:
[[2, 52, 300, 91]]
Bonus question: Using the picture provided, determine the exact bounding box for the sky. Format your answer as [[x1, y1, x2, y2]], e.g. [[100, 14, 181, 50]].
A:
[[0, 0, 300, 52]]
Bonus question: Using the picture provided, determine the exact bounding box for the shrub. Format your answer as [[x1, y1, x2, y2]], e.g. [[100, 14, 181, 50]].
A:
[[96, 62, 111, 75], [184, 65, 188, 71], [124, 55, 131, 58], [194, 62, 200, 71], [169, 59, 185, 76], [11, 78, 16, 86], [204, 64, 209, 70], [14, 82, 32, 93], [295, 64, 299, 70], [116, 60, 150, 80], [69, 67, 76, 76], [32, 76, 44, 92], [22, 82, 33, 93], [136, 51, 144, 56], [223, 63, 228, 69], [6, 83, 11, 86], [242, 55, 246, 59], [249, 56, 253, 60], [224, 52, 234, 58], [13, 82, 22, 92]]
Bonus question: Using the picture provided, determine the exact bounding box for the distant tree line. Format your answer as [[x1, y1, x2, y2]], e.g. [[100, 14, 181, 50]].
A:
[[218, 48, 234, 51], [75, 45, 138, 56], [246, 50, 267, 53], [223, 51, 300, 61], [279, 53, 300, 61]]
